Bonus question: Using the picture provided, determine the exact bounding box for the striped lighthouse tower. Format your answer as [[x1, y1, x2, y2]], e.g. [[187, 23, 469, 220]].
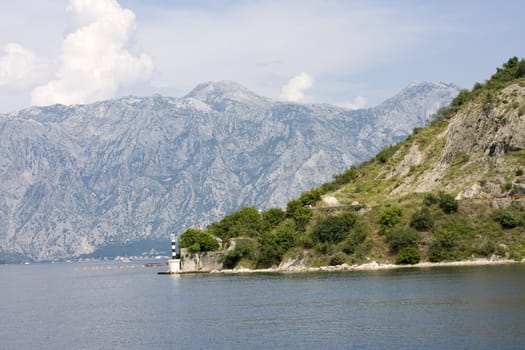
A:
[[171, 234, 178, 259], [168, 233, 182, 273]]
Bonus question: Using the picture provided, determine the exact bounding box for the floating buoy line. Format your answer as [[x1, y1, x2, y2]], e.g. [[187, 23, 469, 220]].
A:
[[74, 264, 165, 272], [74, 265, 143, 271]]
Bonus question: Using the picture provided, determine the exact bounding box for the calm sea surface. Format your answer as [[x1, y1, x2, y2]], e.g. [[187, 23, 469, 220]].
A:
[[1, 262, 524, 350]]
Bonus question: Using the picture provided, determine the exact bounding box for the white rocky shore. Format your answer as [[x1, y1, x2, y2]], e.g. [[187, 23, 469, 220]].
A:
[[211, 257, 522, 274]]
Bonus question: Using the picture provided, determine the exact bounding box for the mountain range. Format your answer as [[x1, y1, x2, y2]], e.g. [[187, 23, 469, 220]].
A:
[[0, 81, 459, 262]]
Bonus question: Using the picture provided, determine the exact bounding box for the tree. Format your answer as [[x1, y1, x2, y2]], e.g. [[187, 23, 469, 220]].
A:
[[256, 220, 300, 268], [179, 228, 220, 253], [261, 208, 286, 231], [256, 233, 283, 268], [207, 206, 262, 239], [274, 219, 299, 252], [396, 246, 421, 264], [286, 199, 312, 232], [223, 239, 255, 269]]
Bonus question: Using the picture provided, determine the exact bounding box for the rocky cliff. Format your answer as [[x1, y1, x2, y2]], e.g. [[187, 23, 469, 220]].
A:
[[382, 84, 525, 199], [0, 81, 459, 261]]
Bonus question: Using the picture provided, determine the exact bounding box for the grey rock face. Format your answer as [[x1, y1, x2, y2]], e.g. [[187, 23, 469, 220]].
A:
[[0, 81, 459, 261], [386, 83, 525, 200]]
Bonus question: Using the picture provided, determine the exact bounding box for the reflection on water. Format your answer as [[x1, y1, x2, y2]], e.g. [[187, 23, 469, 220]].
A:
[[1, 263, 525, 349]]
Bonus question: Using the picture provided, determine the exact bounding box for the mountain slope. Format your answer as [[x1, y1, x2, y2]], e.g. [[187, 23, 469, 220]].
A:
[[327, 82, 525, 207], [0, 81, 459, 262], [184, 58, 525, 270], [315, 63, 525, 264]]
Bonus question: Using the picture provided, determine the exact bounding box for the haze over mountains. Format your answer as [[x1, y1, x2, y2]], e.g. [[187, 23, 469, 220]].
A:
[[0, 81, 459, 262]]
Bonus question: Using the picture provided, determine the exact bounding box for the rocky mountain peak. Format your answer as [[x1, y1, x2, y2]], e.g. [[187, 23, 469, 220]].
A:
[[383, 81, 461, 106], [184, 80, 270, 110]]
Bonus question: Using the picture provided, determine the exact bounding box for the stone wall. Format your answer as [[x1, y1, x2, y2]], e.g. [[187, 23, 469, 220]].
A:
[[180, 249, 223, 272]]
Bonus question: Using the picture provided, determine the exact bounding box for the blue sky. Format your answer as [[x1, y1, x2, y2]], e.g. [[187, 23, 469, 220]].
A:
[[0, 0, 524, 113]]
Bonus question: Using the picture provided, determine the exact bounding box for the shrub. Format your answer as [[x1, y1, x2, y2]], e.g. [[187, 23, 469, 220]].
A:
[[489, 57, 525, 87], [341, 226, 368, 254], [438, 192, 459, 213], [302, 236, 314, 249], [450, 89, 471, 109], [516, 168, 524, 176], [329, 252, 346, 266], [313, 213, 357, 244], [472, 82, 483, 91], [493, 210, 519, 229], [423, 193, 439, 206], [316, 242, 332, 255], [434, 228, 459, 250], [428, 246, 447, 262], [501, 182, 513, 192], [431, 107, 451, 122], [517, 59, 525, 78], [451, 152, 470, 166], [322, 167, 360, 192], [298, 188, 324, 207], [477, 241, 496, 257], [396, 246, 421, 265], [410, 207, 434, 231], [379, 206, 403, 229], [429, 224, 471, 261], [376, 143, 400, 163], [333, 166, 358, 185], [386, 227, 420, 253]]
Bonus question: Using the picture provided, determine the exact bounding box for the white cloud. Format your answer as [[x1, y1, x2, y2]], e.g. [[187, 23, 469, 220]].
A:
[[136, 1, 428, 101], [281, 73, 314, 102], [31, 0, 153, 106], [338, 96, 368, 110], [0, 1, 440, 112], [0, 43, 48, 89]]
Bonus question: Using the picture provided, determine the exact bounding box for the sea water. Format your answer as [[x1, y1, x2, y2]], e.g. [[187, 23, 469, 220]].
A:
[[1, 262, 524, 349]]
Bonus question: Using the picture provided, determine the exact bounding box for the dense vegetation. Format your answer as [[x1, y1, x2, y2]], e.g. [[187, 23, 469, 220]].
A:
[[178, 57, 525, 268], [179, 228, 220, 253]]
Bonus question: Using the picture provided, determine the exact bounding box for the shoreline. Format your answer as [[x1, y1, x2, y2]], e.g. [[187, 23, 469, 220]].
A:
[[209, 258, 522, 275]]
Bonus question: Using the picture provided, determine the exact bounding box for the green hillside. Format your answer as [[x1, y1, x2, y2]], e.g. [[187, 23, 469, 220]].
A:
[[180, 57, 525, 268]]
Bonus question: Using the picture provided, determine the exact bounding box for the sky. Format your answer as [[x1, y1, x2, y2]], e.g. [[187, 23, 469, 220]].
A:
[[0, 0, 524, 113]]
